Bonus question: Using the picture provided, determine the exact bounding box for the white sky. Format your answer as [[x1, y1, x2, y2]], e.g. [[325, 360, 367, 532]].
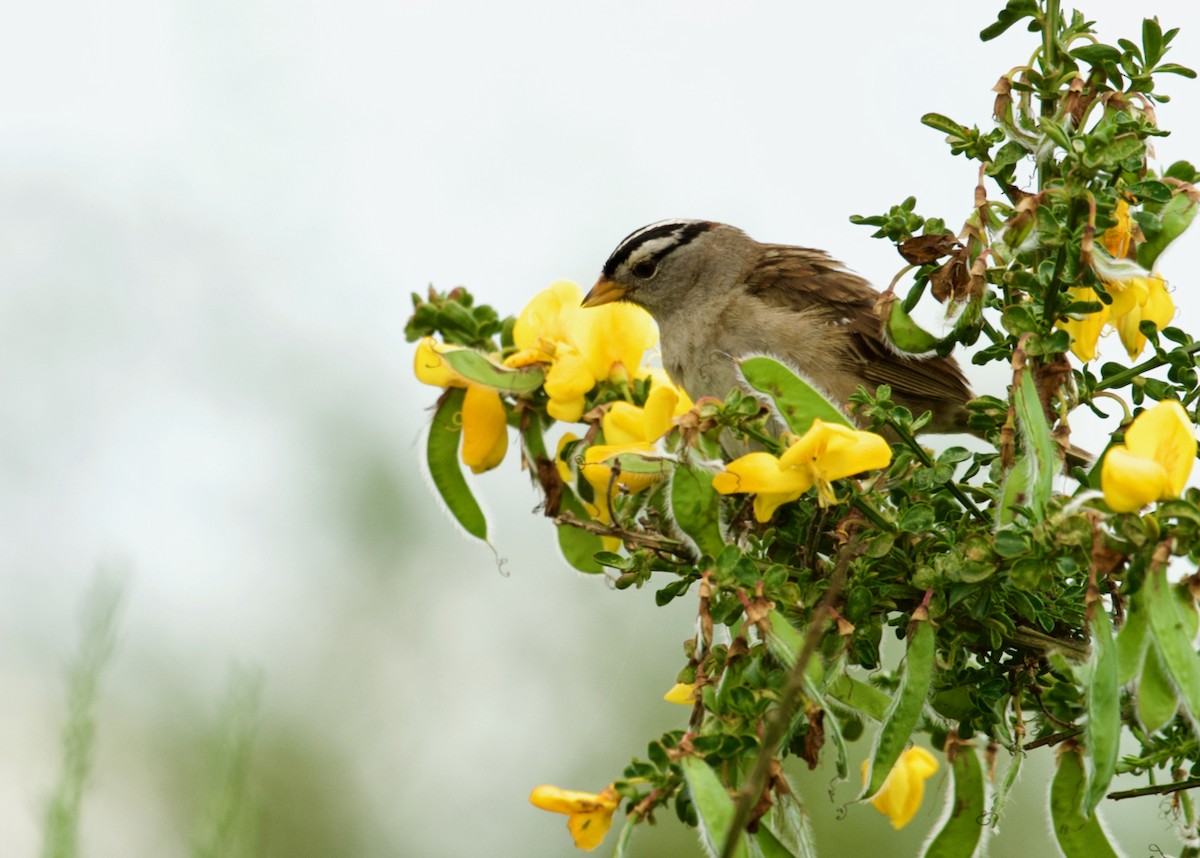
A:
[[2, 1, 1200, 856]]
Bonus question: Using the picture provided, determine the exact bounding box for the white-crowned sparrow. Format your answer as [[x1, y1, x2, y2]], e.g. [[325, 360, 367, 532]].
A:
[[582, 219, 975, 436]]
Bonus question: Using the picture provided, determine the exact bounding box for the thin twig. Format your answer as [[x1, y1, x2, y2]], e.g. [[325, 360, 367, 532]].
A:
[[552, 512, 686, 554], [718, 546, 857, 858], [1093, 341, 1200, 393], [1023, 727, 1083, 751], [1108, 778, 1200, 801]]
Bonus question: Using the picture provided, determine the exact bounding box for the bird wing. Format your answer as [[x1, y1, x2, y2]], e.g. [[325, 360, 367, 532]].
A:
[[745, 245, 974, 405]]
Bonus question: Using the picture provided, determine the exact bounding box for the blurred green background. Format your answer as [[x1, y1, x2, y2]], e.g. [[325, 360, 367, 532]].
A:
[[2, 1, 1199, 855]]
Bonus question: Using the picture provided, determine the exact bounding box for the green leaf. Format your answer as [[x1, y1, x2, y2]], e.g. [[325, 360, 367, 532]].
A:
[[603, 451, 670, 476], [680, 756, 749, 858], [1136, 644, 1179, 733], [1165, 160, 1200, 182], [1096, 134, 1146, 165], [979, 0, 1038, 42], [758, 791, 818, 858], [611, 813, 637, 858], [1143, 567, 1200, 726], [739, 356, 853, 434], [988, 751, 1023, 830], [1039, 117, 1072, 151], [885, 299, 940, 354], [1137, 190, 1199, 270], [440, 348, 544, 393], [1125, 180, 1173, 204], [986, 140, 1028, 176], [898, 503, 936, 534], [998, 368, 1054, 527], [556, 489, 604, 573], [766, 610, 805, 668], [1155, 63, 1198, 78], [671, 463, 726, 559], [1143, 17, 1164, 67], [1116, 598, 1150, 685], [1050, 747, 1120, 858], [1070, 44, 1123, 66], [825, 673, 891, 722], [426, 388, 488, 540], [921, 113, 968, 138], [1084, 606, 1119, 815], [922, 744, 986, 858], [862, 617, 934, 799]]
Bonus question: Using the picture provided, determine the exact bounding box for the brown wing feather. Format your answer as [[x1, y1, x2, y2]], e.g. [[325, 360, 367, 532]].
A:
[[744, 245, 974, 405]]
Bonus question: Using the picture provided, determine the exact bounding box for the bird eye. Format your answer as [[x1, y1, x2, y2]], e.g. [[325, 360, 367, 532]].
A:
[[631, 260, 657, 279]]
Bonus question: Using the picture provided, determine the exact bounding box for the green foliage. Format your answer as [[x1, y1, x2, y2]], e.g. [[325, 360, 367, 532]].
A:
[[42, 576, 124, 858], [410, 2, 1200, 855], [192, 670, 263, 858]]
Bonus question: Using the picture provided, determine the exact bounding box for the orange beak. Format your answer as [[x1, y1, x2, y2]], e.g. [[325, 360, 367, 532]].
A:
[[581, 277, 626, 308]]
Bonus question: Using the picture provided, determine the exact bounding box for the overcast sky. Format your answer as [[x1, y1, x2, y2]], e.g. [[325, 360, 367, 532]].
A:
[[3, 2, 1200, 856]]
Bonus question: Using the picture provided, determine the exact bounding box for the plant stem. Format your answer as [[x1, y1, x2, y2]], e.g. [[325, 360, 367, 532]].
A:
[[1093, 340, 1200, 393], [718, 548, 854, 858], [1041, 0, 1060, 119], [889, 420, 988, 522], [1108, 778, 1200, 801]]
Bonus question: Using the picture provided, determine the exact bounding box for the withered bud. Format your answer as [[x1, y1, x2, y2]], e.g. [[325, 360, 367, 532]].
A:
[[898, 233, 960, 265], [930, 246, 972, 303], [992, 76, 1013, 121]]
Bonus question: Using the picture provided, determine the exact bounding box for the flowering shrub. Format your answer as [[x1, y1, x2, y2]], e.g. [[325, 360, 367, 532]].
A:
[[407, 3, 1200, 855]]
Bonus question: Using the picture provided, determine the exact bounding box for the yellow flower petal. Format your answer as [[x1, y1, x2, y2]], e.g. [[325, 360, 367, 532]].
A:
[[1058, 287, 1109, 362], [413, 337, 467, 388], [555, 433, 580, 484], [530, 784, 619, 852], [513, 281, 583, 353], [544, 352, 595, 423], [567, 808, 615, 851], [642, 384, 678, 442], [1102, 199, 1133, 259], [663, 682, 696, 705], [862, 747, 939, 830], [602, 402, 647, 446], [647, 368, 695, 415], [504, 346, 554, 369], [574, 300, 658, 383], [1123, 399, 1197, 498], [1102, 446, 1170, 513], [548, 395, 586, 423], [581, 442, 660, 495], [752, 491, 805, 523], [712, 452, 813, 496], [460, 384, 509, 473]]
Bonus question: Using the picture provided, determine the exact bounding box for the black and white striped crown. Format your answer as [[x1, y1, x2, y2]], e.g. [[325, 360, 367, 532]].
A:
[[602, 220, 716, 278]]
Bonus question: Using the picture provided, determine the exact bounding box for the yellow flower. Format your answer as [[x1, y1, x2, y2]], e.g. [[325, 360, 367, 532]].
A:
[[573, 298, 658, 385], [1102, 400, 1197, 513], [1060, 287, 1110, 362], [664, 682, 696, 705], [861, 747, 939, 830], [647, 368, 696, 415], [505, 281, 659, 423], [1061, 201, 1176, 361], [414, 337, 509, 473], [712, 420, 893, 521], [460, 383, 509, 473], [414, 336, 468, 388], [1103, 199, 1133, 259], [579, 387, 681, 498], [529, 784, 619, 851], [1113, 275, 1174, 360]]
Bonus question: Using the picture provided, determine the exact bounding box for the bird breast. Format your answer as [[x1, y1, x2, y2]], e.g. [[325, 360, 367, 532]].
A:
[[657, 290, 856, 408]]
